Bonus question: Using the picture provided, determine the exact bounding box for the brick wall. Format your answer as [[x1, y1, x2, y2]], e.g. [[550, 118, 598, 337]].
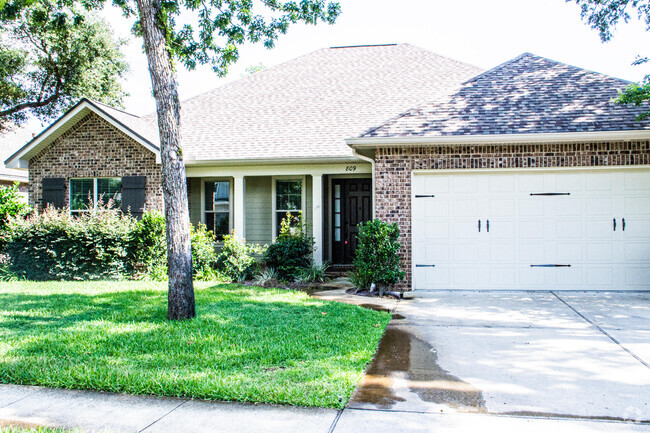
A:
[[29, 112, 163, 211], [374, 140, 650, 290]]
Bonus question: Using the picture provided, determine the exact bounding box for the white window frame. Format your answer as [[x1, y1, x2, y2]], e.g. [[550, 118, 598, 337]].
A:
[[201, 178, 234, 239], [69, 177, 121, 213], [271, 175, 306, 238]]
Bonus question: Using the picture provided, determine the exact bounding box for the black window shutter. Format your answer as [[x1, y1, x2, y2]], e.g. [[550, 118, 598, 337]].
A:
[[121, 176, 146, 219], [42, 177, 66, 209]]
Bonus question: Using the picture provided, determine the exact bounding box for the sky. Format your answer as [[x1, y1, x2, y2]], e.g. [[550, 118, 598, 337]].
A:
[[101, 0, 650, 117]]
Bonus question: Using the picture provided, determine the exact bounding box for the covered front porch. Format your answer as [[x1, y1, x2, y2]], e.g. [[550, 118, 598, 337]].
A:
[[186, 161, 373, 265]]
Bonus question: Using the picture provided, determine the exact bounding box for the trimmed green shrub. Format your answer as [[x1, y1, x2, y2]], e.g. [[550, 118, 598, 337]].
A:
[[264, 212, 314, 281], [129, 211, 167, 280], [5, 206, 135, 280], [4, 207, 222, 281], [351, 219, 405, 294], [216, 233, 265, 282], [191, 223, 219, 280]]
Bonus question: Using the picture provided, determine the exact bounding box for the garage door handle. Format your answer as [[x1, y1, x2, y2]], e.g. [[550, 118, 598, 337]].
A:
[[613, 218, 616, 232], [622, 218, 626, 231], [478, 219, 481, 232], [486, 219, 490, 233]]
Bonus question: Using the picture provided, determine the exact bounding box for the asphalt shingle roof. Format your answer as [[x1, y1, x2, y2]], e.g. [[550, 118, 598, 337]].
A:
[[140, 44, 482, 160], [361, 53, 650, 138]]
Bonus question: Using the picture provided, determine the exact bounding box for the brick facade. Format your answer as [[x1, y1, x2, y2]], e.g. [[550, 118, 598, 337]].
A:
[[28, 112, 163, 211], [374, 140, 650, 290]]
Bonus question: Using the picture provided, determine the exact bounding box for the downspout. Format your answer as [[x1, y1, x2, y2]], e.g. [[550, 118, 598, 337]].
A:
[[352, 149, 376, 219]]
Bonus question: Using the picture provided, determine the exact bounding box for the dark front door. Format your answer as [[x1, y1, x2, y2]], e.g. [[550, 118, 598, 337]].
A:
[[332, 178, 373, 264]]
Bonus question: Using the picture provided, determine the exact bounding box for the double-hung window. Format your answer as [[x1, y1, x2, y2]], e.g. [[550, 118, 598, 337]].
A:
[[275, 179, 303, 235], [204, 180, 231, 240], [70, 178, 121, 215]]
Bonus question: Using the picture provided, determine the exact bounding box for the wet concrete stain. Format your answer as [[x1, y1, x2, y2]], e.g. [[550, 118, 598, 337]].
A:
[[349, 327, 486, 412], [358, 304, 404, 320]]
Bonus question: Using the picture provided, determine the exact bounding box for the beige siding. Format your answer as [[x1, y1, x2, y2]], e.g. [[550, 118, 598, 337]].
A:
[[245, 176, 272, 244], [188, 178, 202, 227]]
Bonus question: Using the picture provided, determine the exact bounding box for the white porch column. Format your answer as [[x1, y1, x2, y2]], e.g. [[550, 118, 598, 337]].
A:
[[312, 174, 323, 265], [233, 175, 245, 239]]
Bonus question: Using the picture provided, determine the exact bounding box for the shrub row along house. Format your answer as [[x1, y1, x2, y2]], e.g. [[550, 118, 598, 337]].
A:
[[6, 44, 650, 291]]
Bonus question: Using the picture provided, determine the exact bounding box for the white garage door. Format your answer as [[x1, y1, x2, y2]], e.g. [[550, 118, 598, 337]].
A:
[[412, 169, 650, 290]]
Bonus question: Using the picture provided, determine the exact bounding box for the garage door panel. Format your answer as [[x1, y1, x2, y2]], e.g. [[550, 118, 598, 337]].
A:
[[519, 267, 545, 286], [556, 220, 583, 238], [587, 266, 614, 286], [489, 267, 517, 286], [625, 242, 650, 262], [489, 243, 516, 261], [425, 221, 449, 239], [586, 243, 614, 261], [620, 217, 650, 238], [556, 243, 583, 262], [625, 267, 650, 287], [585, 172, 613, 191], [585, 197, 612, 216], [453, 244, 480, 262], [556, 198, 582, 216], [490, 199, 516, 216], [519, 221, 545, 239], [519, 242, 546, 261], [453, 267, 480, 286], [425, 199, 449, 217], [412, 169, 650, 291], [452, 177, 479, 193], [623, 172, 650, 190], [489, 176, 515, 193], [453, 200, 478, 217], [624, 196, 650, 216], [519, 198, 545, 216]]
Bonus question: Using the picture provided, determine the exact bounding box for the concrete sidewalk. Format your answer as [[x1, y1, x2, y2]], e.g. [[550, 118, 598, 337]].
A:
[[1, 384, 650, 432]]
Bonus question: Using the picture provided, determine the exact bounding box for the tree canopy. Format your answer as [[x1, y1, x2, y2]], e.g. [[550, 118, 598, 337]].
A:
[[568, 0, 650, 119], [0, 0, 128, 130]]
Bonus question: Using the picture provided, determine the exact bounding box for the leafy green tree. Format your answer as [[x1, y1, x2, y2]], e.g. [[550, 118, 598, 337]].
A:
[[113, 0, 339, 319], [2, 0, 340, 319], [0, 1, 128, 130], [568, 0, 650, 118], [242, 62, 267, 76]]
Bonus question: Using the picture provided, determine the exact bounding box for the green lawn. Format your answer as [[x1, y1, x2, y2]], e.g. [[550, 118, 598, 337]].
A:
[[0, 282, 389, 408]]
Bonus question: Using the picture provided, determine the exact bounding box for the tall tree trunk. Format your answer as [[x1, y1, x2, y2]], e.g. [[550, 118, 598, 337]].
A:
[[135, 0, 195, 319]]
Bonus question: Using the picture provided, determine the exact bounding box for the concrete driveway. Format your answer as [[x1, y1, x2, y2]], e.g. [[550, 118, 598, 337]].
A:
[[318, 290, 650, 423]]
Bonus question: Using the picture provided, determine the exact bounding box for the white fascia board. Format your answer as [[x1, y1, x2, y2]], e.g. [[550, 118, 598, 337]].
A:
[[346, 130, 650, 148], [183, 155, 363, 166], [5, 100, 160, 168]]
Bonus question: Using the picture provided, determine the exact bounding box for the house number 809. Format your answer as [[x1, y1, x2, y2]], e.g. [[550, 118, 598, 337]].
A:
[[345, 166, 357, 172]]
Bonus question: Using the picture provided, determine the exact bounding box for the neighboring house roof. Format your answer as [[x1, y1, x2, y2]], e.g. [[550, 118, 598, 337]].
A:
[[5, 99, 160, 169], [0, 127, 32, 182], [356, 53, 650, 141]]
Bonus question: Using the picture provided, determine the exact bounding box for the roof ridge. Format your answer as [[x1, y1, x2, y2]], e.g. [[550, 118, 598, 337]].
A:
[[462, 52, 532, 85], [463, 52, 634, 86]]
